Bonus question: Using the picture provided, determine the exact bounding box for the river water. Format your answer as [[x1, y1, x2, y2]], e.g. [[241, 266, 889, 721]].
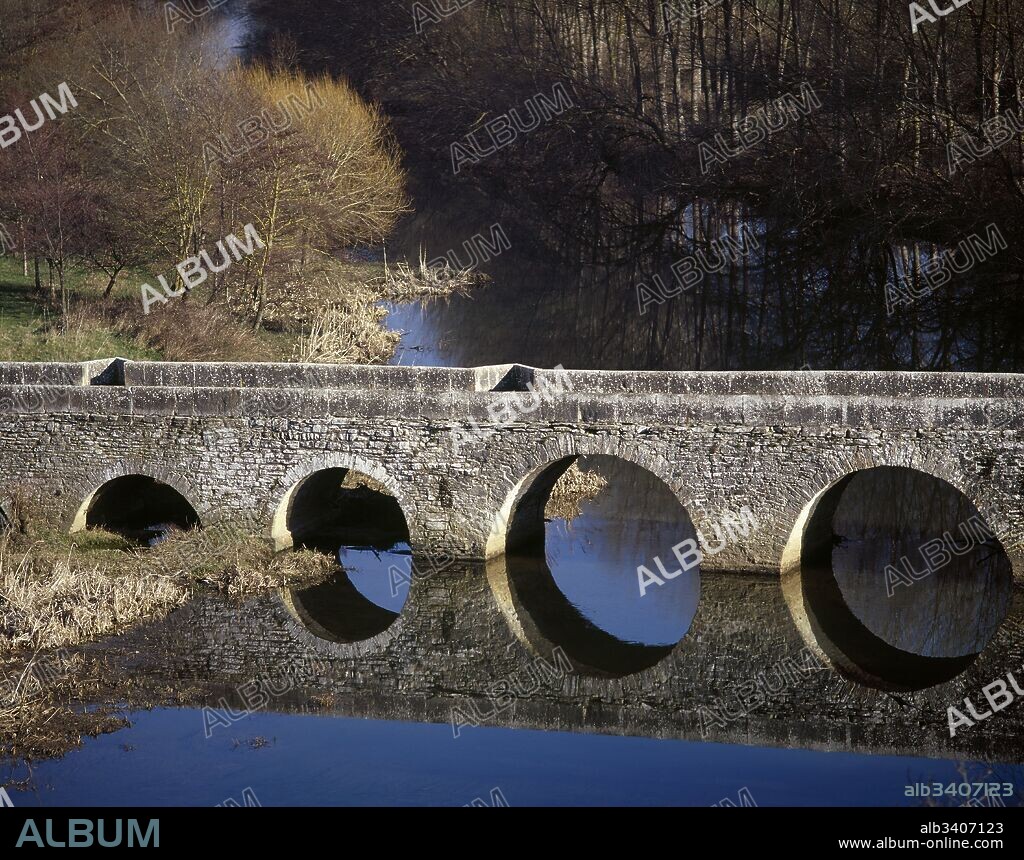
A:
[[8, 708, 1019, 807]]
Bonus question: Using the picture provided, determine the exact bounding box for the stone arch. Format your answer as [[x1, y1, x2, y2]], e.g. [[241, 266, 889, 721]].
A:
[[269, 453, 416, 552], [484, 434, 702, 559], [69, 462, 203, 534], [0, 492, 13, 534], [781, 462, 1014, 691], [483, 437, 704, 678], [773, 442, 1022, 582]]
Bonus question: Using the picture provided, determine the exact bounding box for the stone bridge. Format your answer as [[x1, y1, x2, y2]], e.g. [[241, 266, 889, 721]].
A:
[[4, 358, 1024, 750], [0, 358, 1021, 576]]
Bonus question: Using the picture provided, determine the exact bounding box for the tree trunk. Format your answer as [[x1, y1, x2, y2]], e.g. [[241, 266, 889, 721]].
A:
[[102, 266, 123, 299]]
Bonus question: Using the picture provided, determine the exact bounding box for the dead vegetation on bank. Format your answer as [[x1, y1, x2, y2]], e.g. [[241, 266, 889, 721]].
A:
[[0, 548, 191, 653], [291, 301, 398, 365], [74, 255, 458, 367], [546, 463, 610, 523], [108, 300, 276, 363], [146, 527, 334, 600], [380, 248, 490, 303], [0, 519, 332, 656], [0, 514, 333, 763], [289, 252, 490, 365], [3, 237, 492, 369]]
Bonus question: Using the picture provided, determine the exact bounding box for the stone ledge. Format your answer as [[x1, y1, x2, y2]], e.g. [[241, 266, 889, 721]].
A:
[[0, 359, 1018, 399]]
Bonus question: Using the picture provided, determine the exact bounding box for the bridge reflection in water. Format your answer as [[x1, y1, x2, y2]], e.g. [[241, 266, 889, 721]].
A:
[[281, 466, 415, 643], [789, 467, 1012, 691], [93, 459, 1024, 765]]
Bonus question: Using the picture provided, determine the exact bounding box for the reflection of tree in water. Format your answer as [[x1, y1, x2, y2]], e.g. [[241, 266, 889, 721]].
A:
[[245, 1, 1024, 373], [383, 208, 994, 371]]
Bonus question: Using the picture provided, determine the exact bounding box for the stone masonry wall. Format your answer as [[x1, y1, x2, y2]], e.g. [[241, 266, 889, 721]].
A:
[[0, 359, 1020, 575]]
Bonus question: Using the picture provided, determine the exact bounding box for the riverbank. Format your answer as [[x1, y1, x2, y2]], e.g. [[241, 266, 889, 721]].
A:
[[0, 254, 462, 367], [0, 513, 333, 656], [0, 513, 334, 763]]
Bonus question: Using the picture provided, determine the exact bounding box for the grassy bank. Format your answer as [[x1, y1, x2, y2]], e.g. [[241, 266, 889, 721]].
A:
[[0, 511, 335, 764], [0, 254, 417, 365], [0, 521, 333, 655], [0, 260, 158, 362]]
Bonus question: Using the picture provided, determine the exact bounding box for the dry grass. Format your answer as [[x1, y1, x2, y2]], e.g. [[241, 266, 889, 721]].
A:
[[0, 522, 333, 655], [381, 247, 490, 302], [221, 552, 333, 599], [52, 295, 271, 362], [291, 301, 398, 365], [0, 519, 333, 763], [3, 242, 482, 369], [148, 528, 333, 599], [546, 463, 610, 523], [112, 299, 275, 362], [0, 541, 191, 654]]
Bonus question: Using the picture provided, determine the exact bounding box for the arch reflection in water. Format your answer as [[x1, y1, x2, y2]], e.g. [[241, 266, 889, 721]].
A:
[[283, 469, 413, 644], [785, 466, 1013, 691], [77, 474, 200, 546], [493, 455, 700, 677]]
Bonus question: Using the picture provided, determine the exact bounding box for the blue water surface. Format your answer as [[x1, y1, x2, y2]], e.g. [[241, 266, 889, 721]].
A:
[[5, 708, 1019, 807]]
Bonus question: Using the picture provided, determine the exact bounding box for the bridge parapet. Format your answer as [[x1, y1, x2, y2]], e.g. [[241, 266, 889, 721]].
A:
[[4, 358, 1024, 398], [0, 360, 1021, 430], [0, 359, 1019, 575]]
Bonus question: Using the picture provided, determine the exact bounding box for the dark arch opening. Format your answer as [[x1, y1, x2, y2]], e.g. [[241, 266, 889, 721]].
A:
[[497, 455, 700, 677], [83, 475, 199, 545], [284, 467, 407, 553], [503, 457, 576, 556], [796, 466, 1013, 691], [283, 467, 412, 644]]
